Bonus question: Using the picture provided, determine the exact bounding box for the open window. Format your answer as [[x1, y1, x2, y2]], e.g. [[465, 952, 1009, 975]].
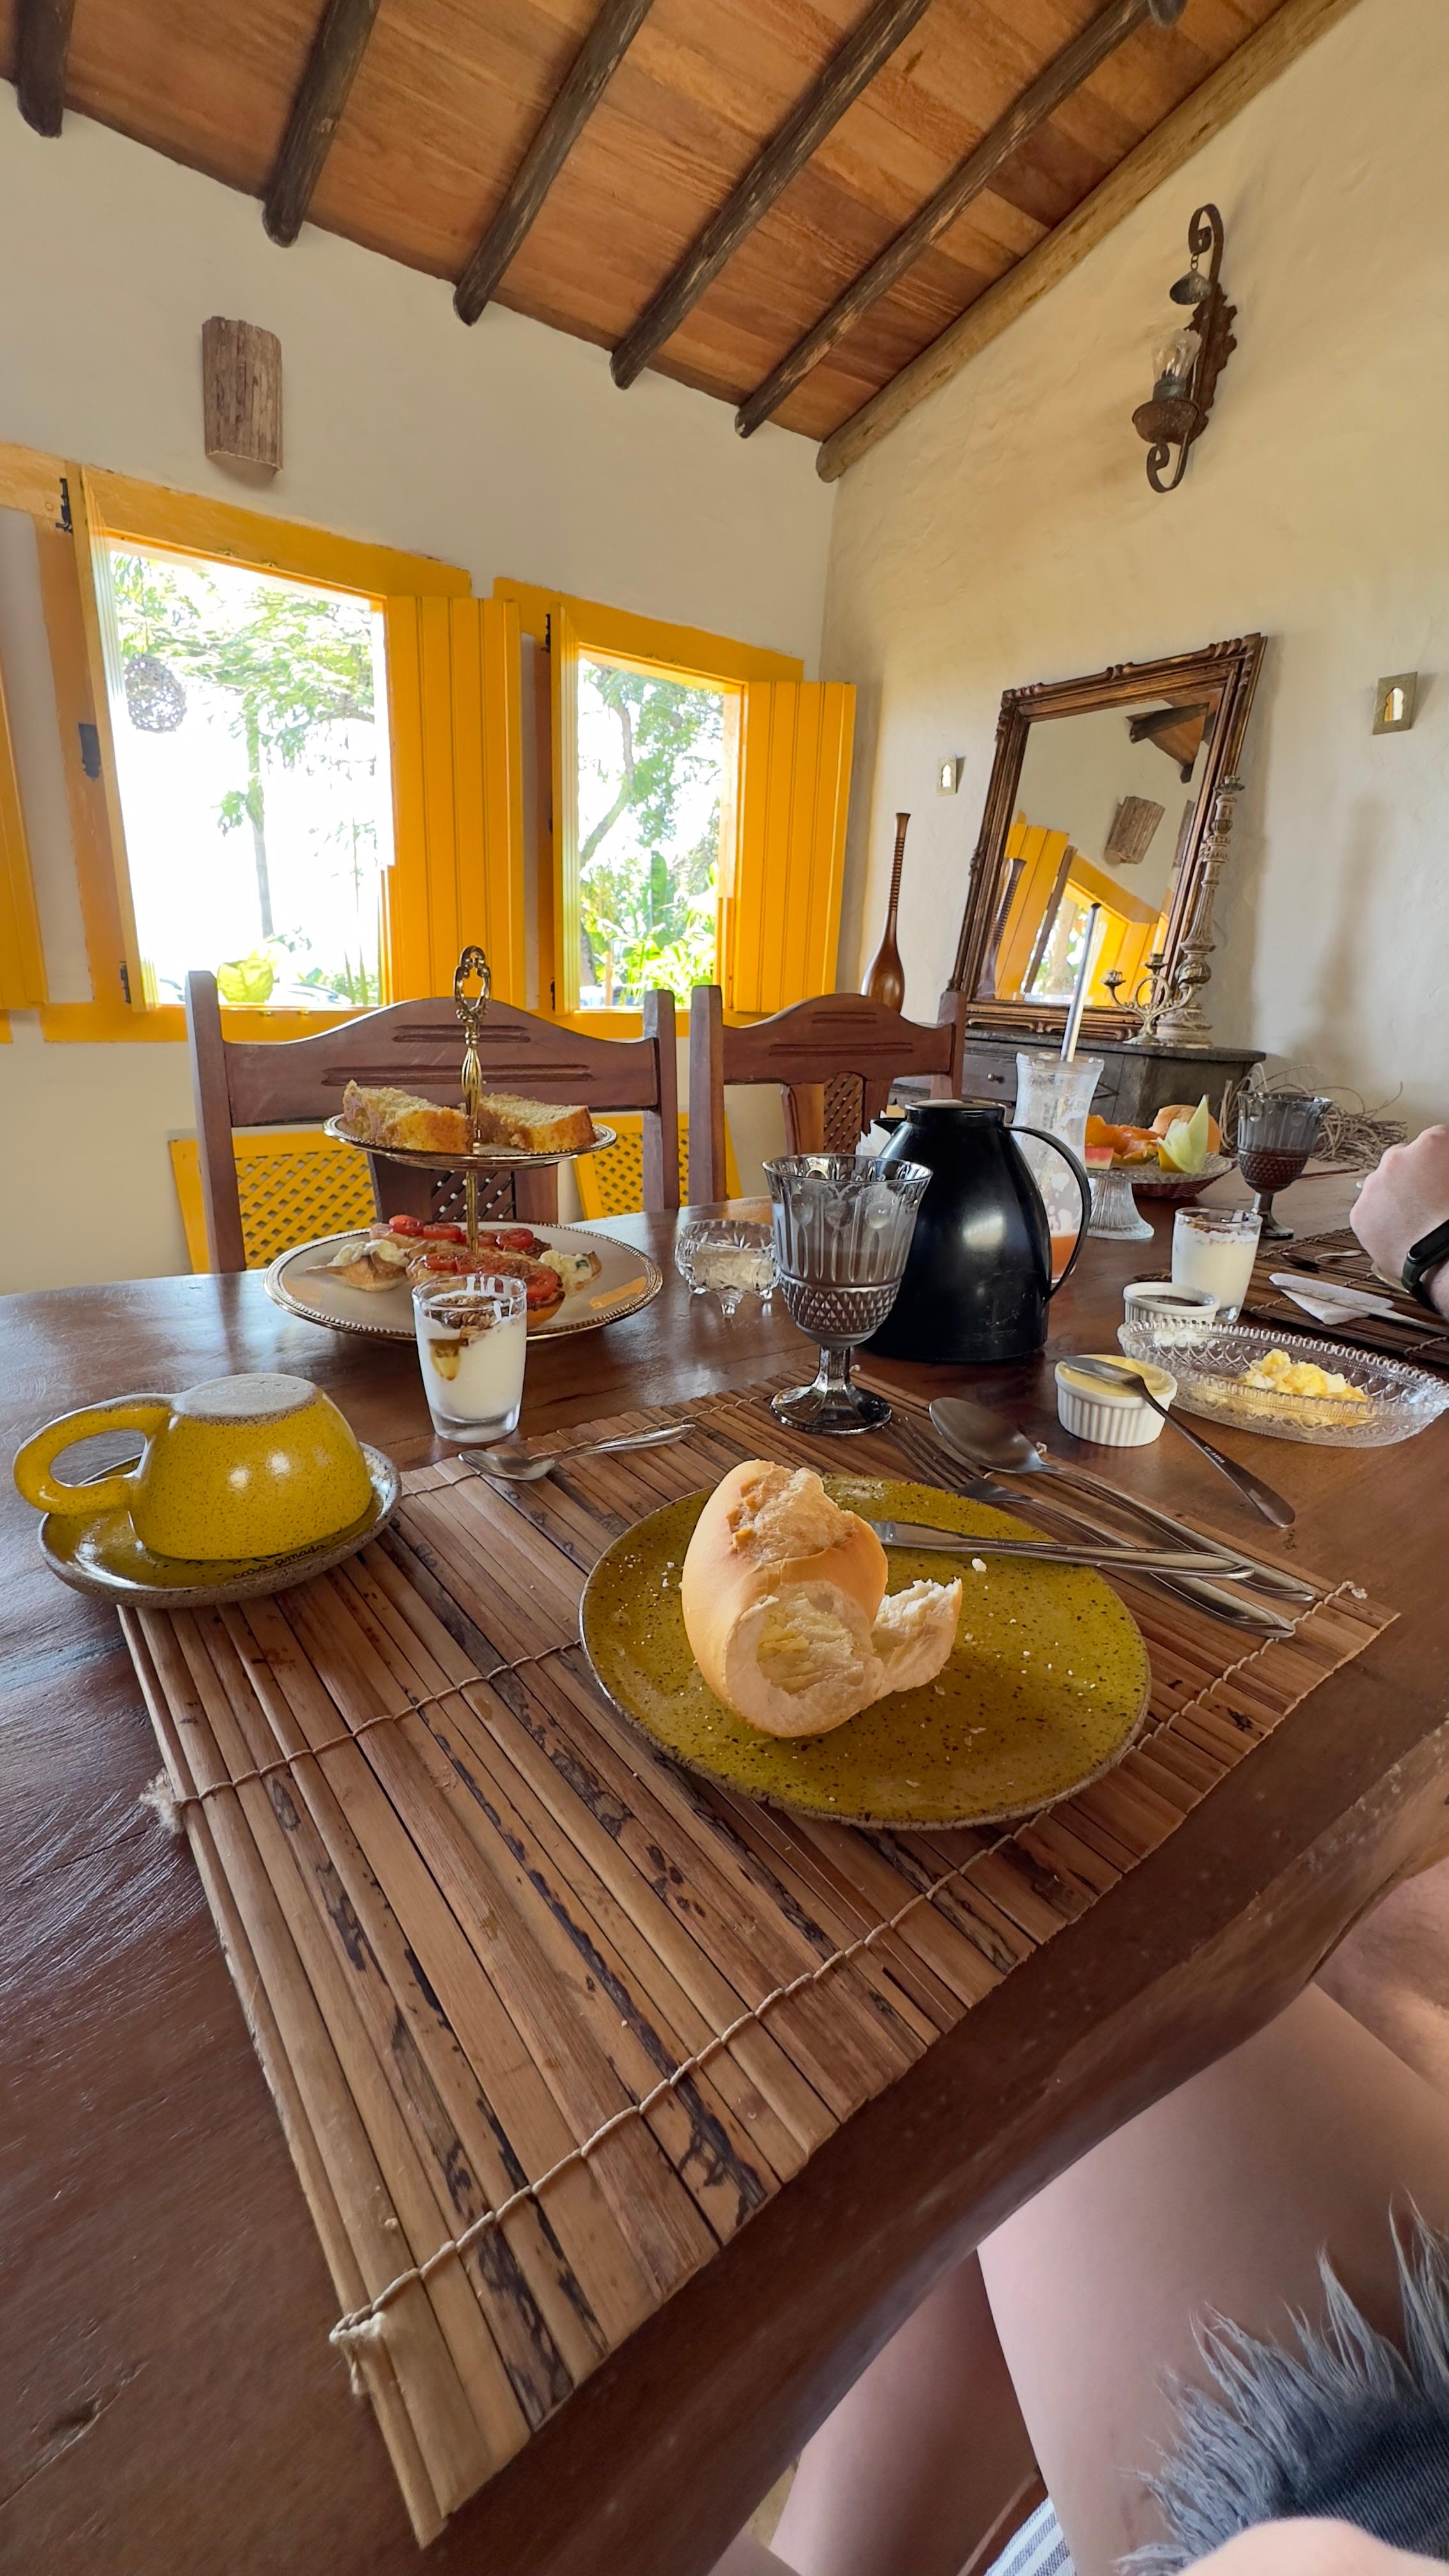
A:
[[497, 580, 855, 1031], [33, 462, 516, 1038]]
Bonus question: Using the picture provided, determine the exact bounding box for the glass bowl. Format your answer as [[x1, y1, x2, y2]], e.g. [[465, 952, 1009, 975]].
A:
[[1118, 1319, 1449, 1447], [673, 1220, 776, 1314]]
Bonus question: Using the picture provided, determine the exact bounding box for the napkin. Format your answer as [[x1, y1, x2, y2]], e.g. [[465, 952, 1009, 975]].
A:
[[1271, 1275, 1449, 1337]]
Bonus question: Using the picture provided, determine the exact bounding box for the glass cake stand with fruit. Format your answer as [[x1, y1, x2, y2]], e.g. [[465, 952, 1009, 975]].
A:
[[1085, 1100, 1234, 1241]]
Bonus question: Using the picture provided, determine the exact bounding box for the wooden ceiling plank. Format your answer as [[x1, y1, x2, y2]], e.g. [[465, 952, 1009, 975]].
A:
[[609, 0, 940, 392], [17, 0, 76, 136], [816, 0, 1370, 480], [454, 0, 657, 326], [263, 0, 383, 247], [735, 0, 1153, 437]]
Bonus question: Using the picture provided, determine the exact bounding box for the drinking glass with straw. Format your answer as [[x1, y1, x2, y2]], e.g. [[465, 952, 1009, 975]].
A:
[[1011, 902, 1105, 1273]]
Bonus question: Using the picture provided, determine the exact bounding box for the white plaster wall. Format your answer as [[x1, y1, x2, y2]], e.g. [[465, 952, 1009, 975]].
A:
[[0, 109, 834, 1290], [825, 0, 1449, 1132]]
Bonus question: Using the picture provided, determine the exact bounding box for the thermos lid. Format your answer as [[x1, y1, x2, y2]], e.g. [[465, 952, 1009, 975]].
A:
[[896, 1096, 1006, 1126]]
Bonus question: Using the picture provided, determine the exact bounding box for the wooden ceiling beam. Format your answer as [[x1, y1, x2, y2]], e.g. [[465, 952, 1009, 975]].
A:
[[17, 0, 76, 137], [603, 0, 928, 391], [263, 0, 383, 249], [736, 0, 1153, 439], [817, 0, 1367, 482], [455, 0, 656, 326], [610, 0, 937, 392]]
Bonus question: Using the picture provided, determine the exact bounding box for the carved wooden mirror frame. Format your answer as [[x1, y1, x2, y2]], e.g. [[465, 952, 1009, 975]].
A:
[[951, 632, 1265, 1041]]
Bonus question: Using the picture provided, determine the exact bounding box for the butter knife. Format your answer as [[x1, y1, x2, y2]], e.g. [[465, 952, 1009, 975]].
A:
[[865, 1520, 1256, 1576]]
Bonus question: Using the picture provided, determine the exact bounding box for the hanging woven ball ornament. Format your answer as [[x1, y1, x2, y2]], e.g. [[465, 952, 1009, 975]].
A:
[[123, 654, 187, 732]]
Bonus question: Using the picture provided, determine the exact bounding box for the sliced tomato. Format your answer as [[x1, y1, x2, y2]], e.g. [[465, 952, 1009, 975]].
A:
[[498, 1227, 544, 1254], [421, 1222, 467, 1241], [524, 1266, 564, 1311], [387, 1213, 425, 1235]]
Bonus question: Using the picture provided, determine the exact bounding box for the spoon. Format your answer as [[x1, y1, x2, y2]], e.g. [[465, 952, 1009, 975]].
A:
[[1066, 1360, 1296, 1529], [928, 1396, 1312, 1601], [474, 1422, 693, 1482]]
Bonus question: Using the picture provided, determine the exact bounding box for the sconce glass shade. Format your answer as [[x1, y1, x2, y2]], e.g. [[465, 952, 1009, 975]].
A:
[[1151, 322, 1202, 392]]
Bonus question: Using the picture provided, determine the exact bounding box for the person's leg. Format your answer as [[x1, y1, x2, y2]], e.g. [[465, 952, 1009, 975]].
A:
[[1319, 1854, 1449, 2097], [981, 1985, 1449, 2576], [770, 2250, 1039, 2576]]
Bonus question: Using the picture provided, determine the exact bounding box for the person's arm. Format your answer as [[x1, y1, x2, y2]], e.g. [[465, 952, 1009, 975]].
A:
[[1350, 1125, 1449, 1318]]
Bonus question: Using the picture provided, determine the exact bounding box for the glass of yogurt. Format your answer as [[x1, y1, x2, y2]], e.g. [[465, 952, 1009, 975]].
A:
[[413, 1275, 527, 1445], [1171, 1206, 1262, 1323]]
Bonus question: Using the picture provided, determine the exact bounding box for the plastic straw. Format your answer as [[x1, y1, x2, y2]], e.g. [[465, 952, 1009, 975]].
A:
[[1061, 903, 1102, 1062]]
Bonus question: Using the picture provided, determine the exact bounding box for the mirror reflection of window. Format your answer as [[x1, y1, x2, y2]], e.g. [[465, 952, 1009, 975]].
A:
[[976, 687, 1223, 1008]]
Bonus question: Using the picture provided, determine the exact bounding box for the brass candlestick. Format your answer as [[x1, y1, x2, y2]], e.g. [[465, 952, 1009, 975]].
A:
[[454, 944, 491, 1260]]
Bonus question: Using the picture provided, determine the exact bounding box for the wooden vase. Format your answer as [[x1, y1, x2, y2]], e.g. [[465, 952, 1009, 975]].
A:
[[862, 812, 908, 1011]]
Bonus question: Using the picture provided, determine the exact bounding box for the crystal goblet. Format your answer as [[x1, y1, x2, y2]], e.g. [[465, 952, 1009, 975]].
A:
[[765, 1153, 931, 1434], [1236, 1094, 1330, 1240]]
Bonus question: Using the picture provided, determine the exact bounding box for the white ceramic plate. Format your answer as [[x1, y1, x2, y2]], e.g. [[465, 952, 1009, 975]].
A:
[[265, 1223, 664, 1343]]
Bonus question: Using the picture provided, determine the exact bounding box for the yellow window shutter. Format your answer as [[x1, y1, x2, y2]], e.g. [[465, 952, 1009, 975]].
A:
[[383, 594, 525, 1002], [724, 680, 855, 1014], [0, 650, 45, 1009]]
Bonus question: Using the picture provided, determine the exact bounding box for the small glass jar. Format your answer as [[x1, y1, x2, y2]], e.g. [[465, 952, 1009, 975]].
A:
[[674, 1220, 776, 1314], [413, 1274, 526, 1445], [1120, 1279, 1220, 1353]]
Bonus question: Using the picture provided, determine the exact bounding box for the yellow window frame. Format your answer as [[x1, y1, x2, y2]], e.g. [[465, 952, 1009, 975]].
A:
[[1, 447, 472, 1041], [494, 578, 801, 1034]]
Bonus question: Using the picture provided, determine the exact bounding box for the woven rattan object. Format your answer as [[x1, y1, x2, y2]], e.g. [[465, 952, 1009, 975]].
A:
[[123, 1382, 1391, 2542]]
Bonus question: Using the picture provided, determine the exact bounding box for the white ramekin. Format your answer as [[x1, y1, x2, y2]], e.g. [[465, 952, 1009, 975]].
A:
[[1055, 1353, 1177, 1447]]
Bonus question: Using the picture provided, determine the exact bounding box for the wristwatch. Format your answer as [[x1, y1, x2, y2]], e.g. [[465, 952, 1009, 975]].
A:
[[1403, 1217, 1449, 1310]]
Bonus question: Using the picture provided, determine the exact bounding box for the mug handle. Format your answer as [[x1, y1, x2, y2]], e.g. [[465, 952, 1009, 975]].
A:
[[1013, 1126, 1093, 1297], [13, 1396, 172, 1517]]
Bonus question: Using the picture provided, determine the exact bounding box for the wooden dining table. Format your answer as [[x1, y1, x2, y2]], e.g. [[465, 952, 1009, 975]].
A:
[[4, 1170, 1448, 2576]]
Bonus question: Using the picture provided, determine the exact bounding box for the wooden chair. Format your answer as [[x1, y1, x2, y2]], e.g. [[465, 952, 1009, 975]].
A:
[[687, 986, 968, 1205], [185, 972, 679, 1273]]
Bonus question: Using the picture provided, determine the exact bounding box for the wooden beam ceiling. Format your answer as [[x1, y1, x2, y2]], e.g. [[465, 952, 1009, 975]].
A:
[[735, 0, 1151, 438], [16, 0, 75, 137], [610, 0, 937, 392], [816, 0, 1368, 480], [263, 0, 383, 247], [3, 0, 1353, 464], [454, 0, 656, 326]]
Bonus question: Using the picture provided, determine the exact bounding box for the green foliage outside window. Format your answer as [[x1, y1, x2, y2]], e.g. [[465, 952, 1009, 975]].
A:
[[577, 661, 723, 1008]]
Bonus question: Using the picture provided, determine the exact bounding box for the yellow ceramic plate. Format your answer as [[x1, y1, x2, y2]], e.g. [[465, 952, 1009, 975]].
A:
[[40, 1444, 399, 1609], [579, 1476, 1151, 1828]]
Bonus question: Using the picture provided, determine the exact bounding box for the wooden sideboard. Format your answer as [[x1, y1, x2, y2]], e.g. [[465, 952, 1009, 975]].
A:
[[946, 1033, 1264, 1126]]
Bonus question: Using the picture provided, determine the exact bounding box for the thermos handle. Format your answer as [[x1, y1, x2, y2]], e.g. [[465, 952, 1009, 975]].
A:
[[1012, 1126, 1092, 1296]]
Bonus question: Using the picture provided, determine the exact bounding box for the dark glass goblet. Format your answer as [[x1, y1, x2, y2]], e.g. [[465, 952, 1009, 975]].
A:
[[1235, 1094, 1330, 1240]]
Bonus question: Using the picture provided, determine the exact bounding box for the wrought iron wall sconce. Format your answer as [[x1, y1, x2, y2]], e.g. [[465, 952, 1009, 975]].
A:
[[1132, 204, 1237, 494]]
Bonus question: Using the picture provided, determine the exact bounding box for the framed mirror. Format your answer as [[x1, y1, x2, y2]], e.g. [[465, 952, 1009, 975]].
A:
[[951, 634, 1264, 1040]]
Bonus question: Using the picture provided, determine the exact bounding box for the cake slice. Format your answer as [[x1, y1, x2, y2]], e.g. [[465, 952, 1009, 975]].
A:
[[472, 1093, 595, 1154], [339, 1080, 472, 1153]]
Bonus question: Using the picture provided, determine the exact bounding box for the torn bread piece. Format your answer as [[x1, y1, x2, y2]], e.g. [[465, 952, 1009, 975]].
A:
[[680, 1461, 960, 1739]]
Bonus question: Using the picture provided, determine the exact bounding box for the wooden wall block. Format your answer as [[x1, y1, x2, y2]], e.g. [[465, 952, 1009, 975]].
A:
[[201, 318, 282, 471]]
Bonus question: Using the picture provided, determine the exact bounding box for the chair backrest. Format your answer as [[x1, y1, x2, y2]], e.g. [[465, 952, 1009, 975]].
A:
[[186, 972, 679, 1271], [687, 986, 967, 1205]]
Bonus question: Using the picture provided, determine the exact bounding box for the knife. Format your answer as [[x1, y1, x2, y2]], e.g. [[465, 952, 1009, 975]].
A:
[[926, 1420, 1296, 1636], [864, 1519, 1258, 1576]]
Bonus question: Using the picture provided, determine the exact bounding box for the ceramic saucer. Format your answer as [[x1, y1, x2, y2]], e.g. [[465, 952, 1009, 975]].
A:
[[40, 1444, 399, 1608]]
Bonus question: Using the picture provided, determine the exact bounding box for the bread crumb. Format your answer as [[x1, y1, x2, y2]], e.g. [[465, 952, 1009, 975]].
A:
[[971, 1557, 987, 1574]]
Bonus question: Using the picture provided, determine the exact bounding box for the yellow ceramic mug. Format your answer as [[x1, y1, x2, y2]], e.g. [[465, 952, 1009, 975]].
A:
[[13, 1372, 374, 1563]]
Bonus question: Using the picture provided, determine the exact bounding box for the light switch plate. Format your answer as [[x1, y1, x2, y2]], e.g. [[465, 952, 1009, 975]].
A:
[[1373, 672, 1417, 733], [937, 756, 962, 794]]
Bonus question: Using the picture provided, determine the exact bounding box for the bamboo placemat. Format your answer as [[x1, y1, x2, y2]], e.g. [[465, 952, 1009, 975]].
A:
[[121, 1381, 1393, 2545], [1240, 1226, 1449, 1372]]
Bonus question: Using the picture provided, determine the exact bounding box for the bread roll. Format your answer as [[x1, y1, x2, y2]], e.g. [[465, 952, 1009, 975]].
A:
[[680, 1461, 960, 1739]]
